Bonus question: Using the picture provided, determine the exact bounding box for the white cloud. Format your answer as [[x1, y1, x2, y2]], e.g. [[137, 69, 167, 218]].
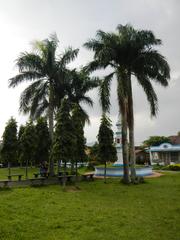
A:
[[0, 0, 179, 145]]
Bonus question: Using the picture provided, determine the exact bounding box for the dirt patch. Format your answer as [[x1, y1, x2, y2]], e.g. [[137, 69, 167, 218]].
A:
[[145, 171, 164, 178], [64, 186, 81, 192]]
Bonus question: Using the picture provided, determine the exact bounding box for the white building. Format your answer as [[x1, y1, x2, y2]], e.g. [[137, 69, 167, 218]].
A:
[[148, 143, 180, 165], [113, 115, 123, 166]]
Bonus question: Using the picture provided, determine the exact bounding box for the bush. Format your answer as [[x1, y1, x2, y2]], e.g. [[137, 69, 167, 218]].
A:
[[152, 164, 164, 170], [162, 164, 180, 171]]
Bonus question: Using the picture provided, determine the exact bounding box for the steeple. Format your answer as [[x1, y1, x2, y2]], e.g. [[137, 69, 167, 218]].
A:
[[113, 113, 123, 166]]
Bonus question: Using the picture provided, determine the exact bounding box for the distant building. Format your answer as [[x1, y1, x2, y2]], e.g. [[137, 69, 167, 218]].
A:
[[169, 135, 180, 145], [148, 142, 180, 165], [135, 146, 150, 164], [113, 114, 123, 166]]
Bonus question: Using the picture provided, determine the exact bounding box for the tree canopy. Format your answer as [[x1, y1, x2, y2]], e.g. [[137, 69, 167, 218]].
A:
[[1, 117, 18, 165], [143, 136, 171, 147]]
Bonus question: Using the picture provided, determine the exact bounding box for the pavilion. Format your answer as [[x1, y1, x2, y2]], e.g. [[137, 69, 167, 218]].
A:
[[148, 143, 180, 165]]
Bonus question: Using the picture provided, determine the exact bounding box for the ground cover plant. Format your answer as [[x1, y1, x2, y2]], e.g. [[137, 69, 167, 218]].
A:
[[0, 172, 179, 240]]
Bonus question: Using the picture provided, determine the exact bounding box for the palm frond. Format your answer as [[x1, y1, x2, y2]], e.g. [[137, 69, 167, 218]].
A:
[[136, 75, 158, 116], [83, 60, 103, 73], [59, 47, 79, 66], [99, 72, 114, 113], [9, 72, 44, 88], [77, 96, 94, 107], [16, 53, 44, 73], [19, 80, 43, 113], [133, 50, 170, 86], [32, 98, 49, 119]]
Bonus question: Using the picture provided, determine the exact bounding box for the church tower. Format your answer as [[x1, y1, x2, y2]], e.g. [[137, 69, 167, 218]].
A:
[[113, 114, 123, 166]]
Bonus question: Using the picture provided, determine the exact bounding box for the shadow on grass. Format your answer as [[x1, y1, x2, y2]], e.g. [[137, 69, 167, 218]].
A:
[[62, 185, 82, 192], [0, 187, 12, 193], [30, 184, 48, 188]]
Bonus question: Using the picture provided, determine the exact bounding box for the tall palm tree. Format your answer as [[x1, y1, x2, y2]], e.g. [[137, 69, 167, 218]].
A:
[[84, 24, 170, 183], [9, 33, 79, 175], [66, 68, 100, 125]]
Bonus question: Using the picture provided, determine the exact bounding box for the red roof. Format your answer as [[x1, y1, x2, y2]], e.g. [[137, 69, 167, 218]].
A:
[[169, 135, 180, 145]]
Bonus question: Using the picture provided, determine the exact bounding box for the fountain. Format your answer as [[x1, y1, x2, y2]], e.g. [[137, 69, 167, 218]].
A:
[[94, 114, 152, 177]]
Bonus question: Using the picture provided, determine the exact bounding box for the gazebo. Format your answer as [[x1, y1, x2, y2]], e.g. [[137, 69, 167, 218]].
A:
[[148, 143, 180, 165]]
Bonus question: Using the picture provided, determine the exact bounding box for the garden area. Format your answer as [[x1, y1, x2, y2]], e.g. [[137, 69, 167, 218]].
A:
[[0, 172, 179, 240]]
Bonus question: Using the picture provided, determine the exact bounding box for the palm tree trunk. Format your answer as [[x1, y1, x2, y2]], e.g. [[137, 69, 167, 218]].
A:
[[49, 83, 54, 176], [127, 72, 136, 182], [121, 103, 130, 184], [117, 69, 130, 184]]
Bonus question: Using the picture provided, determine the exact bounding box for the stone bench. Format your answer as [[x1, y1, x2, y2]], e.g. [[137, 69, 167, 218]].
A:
[[82, 173, 94, 181], [7, 174, 23, 181], [0, 180, 11, 188], [57, 175, 76, 184], [29, 177, 46, 186]]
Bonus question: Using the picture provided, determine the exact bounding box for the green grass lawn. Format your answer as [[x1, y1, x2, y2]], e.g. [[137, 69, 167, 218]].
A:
[[0, 167, 38, 180], [0, 166, 90, 180], [0, 173, 179, 240]]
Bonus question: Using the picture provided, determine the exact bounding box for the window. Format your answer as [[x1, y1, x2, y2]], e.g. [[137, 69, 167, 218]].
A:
[[117, 138, 120, 144]]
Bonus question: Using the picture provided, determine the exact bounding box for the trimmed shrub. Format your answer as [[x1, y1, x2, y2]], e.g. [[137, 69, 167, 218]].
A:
[[162, 164, 180, 171]]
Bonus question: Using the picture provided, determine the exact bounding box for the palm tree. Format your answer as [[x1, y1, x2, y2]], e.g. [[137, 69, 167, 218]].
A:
[[66, 68, 100, 125], [84, 24, 170, 183], [9, 33, 79, 175]]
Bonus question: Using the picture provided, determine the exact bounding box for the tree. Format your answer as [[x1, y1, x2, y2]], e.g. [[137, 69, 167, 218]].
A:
[[17, 125, 26, 166], [35, 117, 51, 165], [1, 117, 18, 174], [88, 142, 100, 164], [71, 104, 87, 179], [97, 114, 117, 183], [84, 24, 170, 183], [0, 142, 3, 165], [51, 98, 76, 188], [143, 136, 170, 147], [9, 33, 79, 176], [19, 121, 37, 179]]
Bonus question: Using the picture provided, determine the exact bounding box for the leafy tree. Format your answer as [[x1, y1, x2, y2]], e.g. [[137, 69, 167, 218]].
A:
[[84, 24, 170, 183], [143, 136, 170, 147], [51, 98, 76, 188], [1, 117, 18, 174], [19, 121, 37, 178], [9, 33, 79, 176], [35, 117, 51, 165], [88, 142, 100, 164], [17, 125, 26, 166], [97, 114, 117, 183], [71, 104, 86, 178], [0, 142, 3, 164]]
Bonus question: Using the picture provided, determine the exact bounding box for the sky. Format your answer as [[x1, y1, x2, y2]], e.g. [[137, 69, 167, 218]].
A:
[[0, 0, 179, 144]]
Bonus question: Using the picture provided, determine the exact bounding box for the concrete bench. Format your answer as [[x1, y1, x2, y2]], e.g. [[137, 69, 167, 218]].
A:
[[29, 177, 46, 186], [0, 180, 11, 187], [7, 174, 23, 181], [33, 172, 49, 178], [57, 175, 75, 184], [33, 173, 40, 178], [82, 173, 94, 181], [58, 171, 69, 176]]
